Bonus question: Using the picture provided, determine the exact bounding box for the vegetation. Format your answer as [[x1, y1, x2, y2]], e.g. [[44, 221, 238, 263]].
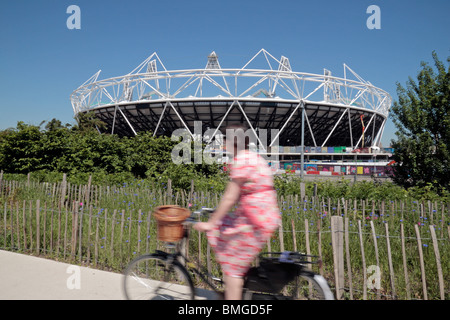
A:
[[390, 52, 450, 195], [0, 116, 225, 191], [0, 177, 448, 300], [3, 114, 448, 202]]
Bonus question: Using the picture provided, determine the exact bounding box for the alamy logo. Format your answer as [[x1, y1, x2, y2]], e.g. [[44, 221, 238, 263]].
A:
[[366, 5, 381, 30], [66, 5, 81, 30], [367, 265, 381, 290], [66, 265, 81, 290], [170, 122, 279, 165]]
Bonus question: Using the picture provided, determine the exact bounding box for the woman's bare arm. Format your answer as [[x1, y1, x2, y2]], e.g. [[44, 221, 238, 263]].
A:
[[194, 178, 245, 232]]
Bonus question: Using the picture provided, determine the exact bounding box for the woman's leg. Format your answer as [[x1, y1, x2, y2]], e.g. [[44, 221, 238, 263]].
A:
[[224, 275, 244, 300]]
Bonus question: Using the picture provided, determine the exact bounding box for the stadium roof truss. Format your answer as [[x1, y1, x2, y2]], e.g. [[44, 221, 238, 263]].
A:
[[70, 49, 392, 148]]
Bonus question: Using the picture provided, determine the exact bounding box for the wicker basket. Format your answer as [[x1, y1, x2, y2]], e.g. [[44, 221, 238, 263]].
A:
[[153, 205, 191, 242]]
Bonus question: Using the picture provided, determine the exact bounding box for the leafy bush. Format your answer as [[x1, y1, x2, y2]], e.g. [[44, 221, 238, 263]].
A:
[[0, 120, 224, 191]]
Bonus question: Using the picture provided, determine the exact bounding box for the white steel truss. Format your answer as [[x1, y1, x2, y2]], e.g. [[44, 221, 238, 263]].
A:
[[70, 49, 392, 148], [71, 49, 391, 116]]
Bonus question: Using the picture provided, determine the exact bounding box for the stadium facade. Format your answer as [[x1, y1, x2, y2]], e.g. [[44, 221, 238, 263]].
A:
[[70, 49, 393, 176]]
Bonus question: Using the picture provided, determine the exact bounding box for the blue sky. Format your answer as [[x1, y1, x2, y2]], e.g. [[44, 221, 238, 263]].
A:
[[0, 0, 449, 147]]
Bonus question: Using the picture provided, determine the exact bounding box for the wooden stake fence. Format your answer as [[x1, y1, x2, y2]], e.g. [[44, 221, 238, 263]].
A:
[[0, 177, 448, 300]]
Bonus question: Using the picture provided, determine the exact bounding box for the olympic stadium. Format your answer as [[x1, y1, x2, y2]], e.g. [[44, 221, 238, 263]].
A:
[[70, 49, 393, 177]]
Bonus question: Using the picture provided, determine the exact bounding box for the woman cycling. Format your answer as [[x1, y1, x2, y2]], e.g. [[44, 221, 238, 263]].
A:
[[194, 124, 281, 300]]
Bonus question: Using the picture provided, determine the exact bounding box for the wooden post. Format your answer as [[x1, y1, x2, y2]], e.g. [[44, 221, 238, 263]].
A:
[[358, 220, 367, 300], [385, 223, 396, 299], [16, 202, 20, 250], [42, 202, 47, 254], [279, 224, 285, 252], [110, 210, 117, 260], [206, 243, 212, 281], [167, 179, 172, 203], [49, 201, 54, 253], [0, 170, 3, 194], [305, 219, 311, 262], [344, 217, 353, 300], [71, 202, 80, 260], [36, 200, 41, 255], [85, 175, 92, 208], [331, 216, 344, 300], [119, 210, 125, 261], [56, 204, 62, 256], [371, 200, 375, 219], [304, 218, 312, 295], [94, 213, 100, 267], [420, 202, 424, 220], [370, 221, 380, 299], [22, 201, 27, 250], [362, 199, 366, 221], [10, 202, 14, 251], [400, 224, 411, 300], [190, 179, 194, 204], [198, 228, 202, 266], [414, 224, 428, 300], [429, 225, 445, 300], [63, 203, 68, 259], [343, 198, 347, 218], [27, 200, 32, 252], [102, 208, 108, 255], [3, 203, 7, 252], [317, 218, 323, 276], [427, 201, 432, 224], [300, 182, 305, 200], [60, 173, 67, 209], [401, 201, 405, 222], [87, 205, 93, 265], [291, 219, 297, 251], [78, 205, 84, 264], [146, 211, 151, 254], [137, 209, 142, 255]]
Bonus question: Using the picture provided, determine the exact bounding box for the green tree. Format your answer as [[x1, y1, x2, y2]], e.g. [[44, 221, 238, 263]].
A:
[[390, 52, 449, 193], [0, 122, 48, 173], [74, 111, 107, 133]]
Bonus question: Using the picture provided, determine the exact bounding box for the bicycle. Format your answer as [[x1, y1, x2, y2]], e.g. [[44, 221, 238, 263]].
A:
[[122, 208, 334, 300]]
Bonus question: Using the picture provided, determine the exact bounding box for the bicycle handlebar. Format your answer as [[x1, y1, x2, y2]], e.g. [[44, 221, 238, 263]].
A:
[[183, 208, 215, 226]]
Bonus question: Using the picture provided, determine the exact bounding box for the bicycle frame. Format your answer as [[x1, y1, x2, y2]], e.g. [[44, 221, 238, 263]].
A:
[[148, 211, 331, 300], [155, 220, 225, 294]]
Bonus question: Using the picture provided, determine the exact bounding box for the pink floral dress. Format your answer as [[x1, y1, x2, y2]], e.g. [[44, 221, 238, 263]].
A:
[[207, 150, 281, 277]]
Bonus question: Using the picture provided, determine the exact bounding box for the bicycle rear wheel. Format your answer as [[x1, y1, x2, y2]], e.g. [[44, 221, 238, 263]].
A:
[[283, 273, 334, 300], [123, 254, 195, 300]]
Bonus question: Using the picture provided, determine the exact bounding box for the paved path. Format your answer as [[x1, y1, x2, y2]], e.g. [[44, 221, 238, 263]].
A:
[[0, 250, 125, 299], [0, 250, 217, 300]]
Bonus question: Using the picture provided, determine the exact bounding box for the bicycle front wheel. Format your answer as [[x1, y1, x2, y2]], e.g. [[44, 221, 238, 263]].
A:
[[283, 273, 334, 300], [123, 254, 195, 300]]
